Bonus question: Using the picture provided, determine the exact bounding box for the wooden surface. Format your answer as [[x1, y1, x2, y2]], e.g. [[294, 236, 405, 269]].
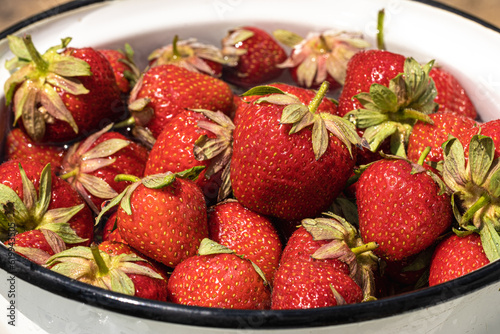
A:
[[1, 0, 499, 34]]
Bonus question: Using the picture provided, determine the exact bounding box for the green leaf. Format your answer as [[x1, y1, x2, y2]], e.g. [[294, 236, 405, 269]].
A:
[[119, 182, 142, 215], [40, 222, 88, 244], [175, 165, 206, 181], [369, 83, 398, 112], [0, 184, 30, 223], [301, 217, 346, 241], [280, 104, 309, 124], [255, 94, 301, 106], [95, 185, 131, 224], [108, 268, 135, 295], [7, 35, 31, 61], [35, 163, 52, 220], [18, 162, 38, 211], [142, 173, 176, 189], [362, 121, 398, 152], [344, 109, 389, 129], [78, 173, 118, 199], [45, 74, 89, 95], [480, 219, 500, 262], [241, 85, 286, 97], [48, 53, 91, 77], [312, 118, 328, 160], [272, 29, 304, 48], [469, 135, 495, 186], [41, 83, 79, 134], [198, 238, 235, 255], [442, 136, 468, 191], [81, 139, 130, 160]]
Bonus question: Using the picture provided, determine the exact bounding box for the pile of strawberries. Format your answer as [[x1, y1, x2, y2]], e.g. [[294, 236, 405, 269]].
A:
[[1, 11, 499, 311]]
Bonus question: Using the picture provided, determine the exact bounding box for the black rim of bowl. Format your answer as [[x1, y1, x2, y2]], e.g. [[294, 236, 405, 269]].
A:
[[1, 0, 500, 330]]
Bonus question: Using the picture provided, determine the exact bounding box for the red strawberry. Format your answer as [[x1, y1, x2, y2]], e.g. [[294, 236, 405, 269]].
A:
[[99, 43, 140, 94], [337, 49, 405, 117], [101, 211, 126, 244], [407, 112, 477, 165], [127, 64, 234, 139], [148, 35, 230, 77], [441, 134, 500, 262], [60, 124, 149, 213], [4, 128, 65, 172], [429, 66, 477, 119], [271, 257, 363, 310], [221, 26, 287, 87], [0, 159, 94, 255], [230, 82, 363, 220], [340, 53, 438, 157], [429, 233, 489, 286], [97, 168, 208, 268], [46, 242, 167, 301], [207, 200, 282, 283], [4, 35, 123, 143], [167, 238, 271, 309], [273, 29, 369, 91], [357, 157, 452, 262], [144, 109, 233, 204]]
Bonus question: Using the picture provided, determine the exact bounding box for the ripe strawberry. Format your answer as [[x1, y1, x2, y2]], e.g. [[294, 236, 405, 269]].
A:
[[429, 233, 489, 286], [167, 238, 271, 309], [340, 53, 438, 157], [0, 159, 94, 254], [407, 112, 477, 165], [99, 43, 140, 94], [441, 134, 500, 262], [101, 211, 126, 243], [127, 64, 234, 139], [97, 167, 208, 268], [357, 157, 452, 262], [4, 128, 65, 172], [144, 109, 233, 204], [207, 200, 282, 283], [60, 124, 149, 213], [46, 242, 167, 301], [337, 49, 405, 117], [221, 26, 287, 87], [148, 35, 230, 77], [230, 82, 363, 220], [459, 119, 500, 160], [429, 66, 477, 119], [271, 257, 363, 310], [273, 29, 369, 91], [4, 35, 123, 143]]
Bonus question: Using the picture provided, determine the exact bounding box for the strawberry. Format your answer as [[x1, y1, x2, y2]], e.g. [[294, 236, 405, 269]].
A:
[[407, 112, 477, 165], [45, 242, 167, 301], [357, 156, 452, 262], [207, 200, 282, 283], [429, 66, 477, 119], [429, 233, 489, 286], [148, 35, 231, 77], [144, 109, 233, 204], [99, 43, 140, 94], [441, 134, 500, 262], [0, 159, 94, 256], [126, 64, 234, 140], [341, 54, 438, 157], [4, 35, 123, 143], [230, 82, 364, 220], [273, 29, 369, 91], [101, 211, 126, 243], [4, 128, 66, 172], [60, 124, 149, 213], [271, 257, 363, 310], [167, 238, 271, 309], [221, 26, 287, 87], [97, 167, 208, 268]]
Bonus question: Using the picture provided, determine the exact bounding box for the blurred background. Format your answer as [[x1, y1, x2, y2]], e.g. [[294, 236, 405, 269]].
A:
[[1, 0, 500, 33]]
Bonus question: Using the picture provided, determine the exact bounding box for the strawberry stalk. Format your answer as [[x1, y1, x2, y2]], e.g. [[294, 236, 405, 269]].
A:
[[351, 241, 378, 256], [91, 244, 110, 276], [377, 9, 386, 51], [308, 81, 329, 114], [171, 35, 181, 60], [23, 35, 49, 73], [461, 192, 491, 226]]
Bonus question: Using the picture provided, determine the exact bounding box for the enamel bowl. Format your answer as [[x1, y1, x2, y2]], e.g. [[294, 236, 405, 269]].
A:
[[1, 1, 500, 333]]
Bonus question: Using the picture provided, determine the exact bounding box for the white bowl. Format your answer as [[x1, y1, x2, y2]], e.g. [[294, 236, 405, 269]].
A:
[[1, 1, 500, 333]]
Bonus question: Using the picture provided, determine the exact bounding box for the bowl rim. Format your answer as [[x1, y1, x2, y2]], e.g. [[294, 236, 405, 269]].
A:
[[1, 0, 500, 330]]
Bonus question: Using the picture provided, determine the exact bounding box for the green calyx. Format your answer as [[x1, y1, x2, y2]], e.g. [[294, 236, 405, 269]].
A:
[[0, 163, 87, 244], [198, 238, 270, 287], [345, 57, 438, 157], [242, 82, 367, 160], [442, 134, 500, 261], [4, 35, 91, 142], [96, 166, 205, 224], [45, 245, 163, 296], [302, 212, 379, 300]]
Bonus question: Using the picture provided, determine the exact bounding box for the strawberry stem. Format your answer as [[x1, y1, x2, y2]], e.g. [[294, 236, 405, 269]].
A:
[[377, 9, 386, 51], [23, 35, 49, 73], [351, 241, 378, 256], [113, 116, 137, 129], [308, 81, 330, 114], [417, 146, 432, 166], [59, 168, 78, 181], [114, 174, 141, 183], [461, 192, 491, 225], [172, 35, 180, 60], [90, 244, 109, 276]]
